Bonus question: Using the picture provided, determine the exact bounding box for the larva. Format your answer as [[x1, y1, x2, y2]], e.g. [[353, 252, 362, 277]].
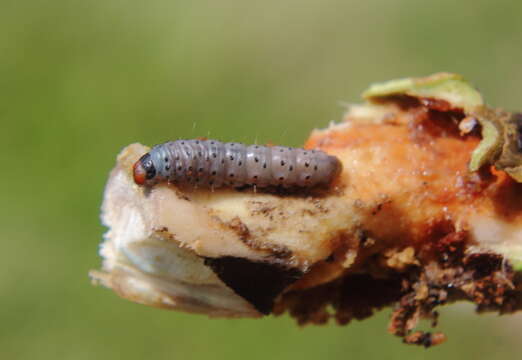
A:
[[133, 139, 342, 189]]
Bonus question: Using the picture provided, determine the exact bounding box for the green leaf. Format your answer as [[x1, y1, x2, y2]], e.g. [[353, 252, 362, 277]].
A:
[[363, 72, 483, 112]]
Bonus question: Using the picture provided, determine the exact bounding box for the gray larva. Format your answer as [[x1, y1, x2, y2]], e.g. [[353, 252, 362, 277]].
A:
[[133, 139, 342, 189]]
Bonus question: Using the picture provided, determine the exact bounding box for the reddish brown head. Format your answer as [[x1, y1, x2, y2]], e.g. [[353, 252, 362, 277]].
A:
[[133, 153, 157, 185]]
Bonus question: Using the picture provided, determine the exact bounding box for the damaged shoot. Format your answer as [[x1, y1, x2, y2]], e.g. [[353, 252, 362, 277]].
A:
[[91, 73, 522, 347]]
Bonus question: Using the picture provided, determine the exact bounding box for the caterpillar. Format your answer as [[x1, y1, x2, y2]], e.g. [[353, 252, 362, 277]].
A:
[[133, 139, 342, 189]]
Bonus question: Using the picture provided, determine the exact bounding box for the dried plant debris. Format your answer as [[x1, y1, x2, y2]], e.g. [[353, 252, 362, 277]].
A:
[[91, 73, 522, 347]]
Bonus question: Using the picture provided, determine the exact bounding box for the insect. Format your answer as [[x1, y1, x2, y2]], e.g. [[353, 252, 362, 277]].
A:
[[133, 139, 342, 189]]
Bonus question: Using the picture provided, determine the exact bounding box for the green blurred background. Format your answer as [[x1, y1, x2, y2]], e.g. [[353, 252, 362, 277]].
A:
[[1, 0, 522, 358]]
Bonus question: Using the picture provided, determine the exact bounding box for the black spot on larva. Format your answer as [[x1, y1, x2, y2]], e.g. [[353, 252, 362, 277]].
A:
[[139, 139, 341, 189]]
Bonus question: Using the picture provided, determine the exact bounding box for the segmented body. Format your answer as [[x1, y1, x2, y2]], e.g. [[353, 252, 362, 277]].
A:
[[133, 139, 342, 189]]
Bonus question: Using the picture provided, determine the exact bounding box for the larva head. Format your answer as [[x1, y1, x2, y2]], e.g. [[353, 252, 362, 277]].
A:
[[133, 153, 157, 185]]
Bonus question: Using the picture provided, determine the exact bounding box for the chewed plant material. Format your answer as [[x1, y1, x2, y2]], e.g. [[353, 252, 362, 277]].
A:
[[91, 73, 522, 347], [133, 139, 342, 189]]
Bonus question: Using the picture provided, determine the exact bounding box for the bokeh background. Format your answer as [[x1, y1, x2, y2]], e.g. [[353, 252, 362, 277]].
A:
[[2, 0, 522, 359]]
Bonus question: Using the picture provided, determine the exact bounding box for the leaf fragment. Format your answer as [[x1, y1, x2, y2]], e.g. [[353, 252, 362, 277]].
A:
[[363, 72, 483, 112]]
